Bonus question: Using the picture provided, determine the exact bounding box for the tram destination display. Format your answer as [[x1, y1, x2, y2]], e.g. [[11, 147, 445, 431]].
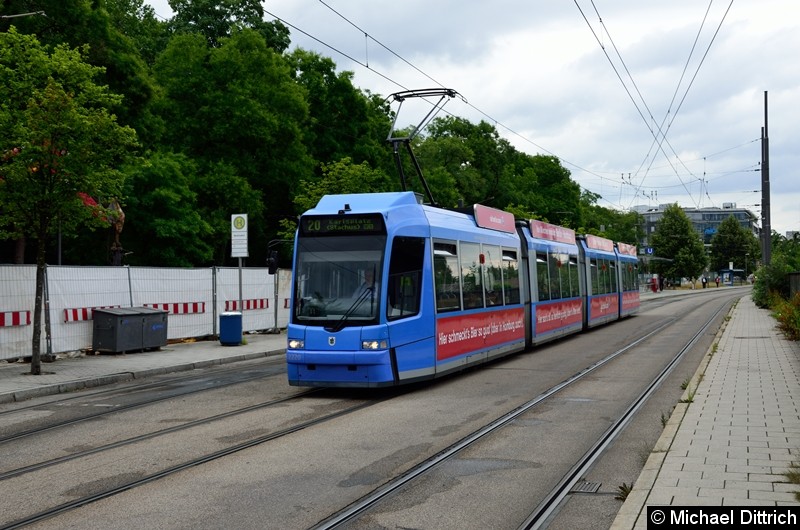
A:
[[300, 214, 385, 236]]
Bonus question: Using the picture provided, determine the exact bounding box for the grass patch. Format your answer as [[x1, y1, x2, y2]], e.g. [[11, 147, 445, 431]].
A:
[[615, 482, 633, 501], [785, 460, 800, 502], [679, 388, 695, 404]]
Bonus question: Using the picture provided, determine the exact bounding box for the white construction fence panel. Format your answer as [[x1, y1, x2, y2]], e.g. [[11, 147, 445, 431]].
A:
[[216, 267, 272, 332], [47, 266, 133, 353], [130, 267, 214, 339], [0, 265, 292, 357], [0, 265, 39, 360]]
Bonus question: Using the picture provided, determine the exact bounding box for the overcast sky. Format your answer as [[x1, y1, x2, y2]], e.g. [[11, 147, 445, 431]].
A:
[[147, 1, 799, 236]]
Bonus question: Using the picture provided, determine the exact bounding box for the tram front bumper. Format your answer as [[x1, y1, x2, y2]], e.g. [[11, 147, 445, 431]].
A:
[[286, 349, 395, 387]]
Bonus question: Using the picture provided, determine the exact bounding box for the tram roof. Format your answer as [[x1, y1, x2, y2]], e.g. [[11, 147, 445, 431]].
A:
[[310, 192, 420, 215]]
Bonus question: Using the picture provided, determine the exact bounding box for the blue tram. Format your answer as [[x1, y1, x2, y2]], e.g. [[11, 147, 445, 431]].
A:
[[286, 192, 639, 387]]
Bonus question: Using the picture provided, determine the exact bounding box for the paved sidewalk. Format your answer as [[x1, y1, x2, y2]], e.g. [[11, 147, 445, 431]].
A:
[[0, 331, 287, 404], [612, 295, 800, 528]]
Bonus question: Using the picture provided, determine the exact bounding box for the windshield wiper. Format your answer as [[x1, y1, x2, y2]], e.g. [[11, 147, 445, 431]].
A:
[[328, 288, 375, 332]]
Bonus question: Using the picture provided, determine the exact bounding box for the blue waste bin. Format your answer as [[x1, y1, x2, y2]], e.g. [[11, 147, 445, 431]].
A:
[[219, 311, 242, 346]]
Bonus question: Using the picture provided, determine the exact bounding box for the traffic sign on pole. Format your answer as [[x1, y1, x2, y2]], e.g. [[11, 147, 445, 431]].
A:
[[231, 214, 248, 258]]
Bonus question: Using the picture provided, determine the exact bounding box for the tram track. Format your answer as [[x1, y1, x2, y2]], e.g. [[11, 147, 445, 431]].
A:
[[310, 291, 736, 529], [0, 388, 323, 481], [0, 356, 288, 443], [518, 299, 728, 529], [0, 389, 390, 530], [0, 354, 288, 420], [2, 290, 740, 530]]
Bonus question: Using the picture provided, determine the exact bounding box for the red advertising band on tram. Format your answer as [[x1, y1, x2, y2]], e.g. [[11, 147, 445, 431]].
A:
[[591, 294, 619, 319], [622, 291, 640, 312], [436, 307, 525, 361], [535, 299, 582, 334]]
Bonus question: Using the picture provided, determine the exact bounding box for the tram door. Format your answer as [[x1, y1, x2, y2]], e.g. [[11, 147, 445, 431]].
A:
[[385, 236, 433, 381]]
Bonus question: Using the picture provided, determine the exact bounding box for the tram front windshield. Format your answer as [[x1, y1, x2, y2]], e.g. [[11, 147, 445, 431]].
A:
[[293, 235, 386, 327]]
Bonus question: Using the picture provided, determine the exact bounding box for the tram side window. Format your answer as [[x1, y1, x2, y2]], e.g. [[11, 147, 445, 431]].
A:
[[624, 263, 632, 291], [568, 256, 580, 298], [461, 242, 483, 310], [609, 261, 618, 293], [594, 258, 613, 295], [434, 241, 461, 313], [503, 249, 520, 305], [623, 262, 639, 291], [591, 259, 600, 296], [536, 252, 550, 301], [622, 264, 629, 291], [387, 236, 425, 320], [548, 252, 563, 300], [599, 258, 609, 294], [483, 245, 503, 307]]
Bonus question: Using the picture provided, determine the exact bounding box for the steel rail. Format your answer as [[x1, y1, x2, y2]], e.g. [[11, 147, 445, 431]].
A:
[[311, 315, 682, 529], [518, 300, 729, 529]]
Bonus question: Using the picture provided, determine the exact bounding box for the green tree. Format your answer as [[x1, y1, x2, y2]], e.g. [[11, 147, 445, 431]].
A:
[[524, 155, 582, 226], [105, 0, 172, 66], [412, 117, 583, 221], [193, 160, 264, 264], [121, 151, 213, 266], [168, 0, 290, 51], [709, 215, 761, 273], [752, 232, 800, 307], [0, 28, 138, 373], [286, 49, 393, 174], [413, 129, 477, 207], [578, 195, 644, 246], [650, 204, 707, 282], [153, 29, 311, 262], [279, 157, 393, 239], [1, 0, 157, 134], [421, 117, 509, 206]]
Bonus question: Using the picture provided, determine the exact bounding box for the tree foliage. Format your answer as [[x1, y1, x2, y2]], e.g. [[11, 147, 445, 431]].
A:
[[286, 49, 393, 175], [650, 204, 707, 281], [1, 1, 642, 272], [709, 215, 760, 273], [122, 151, 213, 266], [1, 0, 157, 134], [0, 27, 138, 372], [168, 0, 289, 50], [753, 232, 800, 307], [152, 29, 312, 262]]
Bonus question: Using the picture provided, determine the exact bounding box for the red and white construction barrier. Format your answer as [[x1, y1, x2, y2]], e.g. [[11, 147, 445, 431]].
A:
[[0, 311, 31, 327], [145, 302, 206, 314], [224, 299, 268, 312], [63, 306, 121, 323]]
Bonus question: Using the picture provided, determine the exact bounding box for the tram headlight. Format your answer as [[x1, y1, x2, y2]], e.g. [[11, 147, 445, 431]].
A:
[[361, 339, 388, 350], [288, 338, 304, 349]]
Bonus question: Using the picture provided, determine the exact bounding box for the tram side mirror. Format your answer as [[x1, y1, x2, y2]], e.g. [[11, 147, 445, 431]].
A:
[[267, 250, 278, 275]]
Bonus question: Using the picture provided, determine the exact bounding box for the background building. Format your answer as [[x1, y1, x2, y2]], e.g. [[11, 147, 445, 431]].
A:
[[633, 203, 760, 252]]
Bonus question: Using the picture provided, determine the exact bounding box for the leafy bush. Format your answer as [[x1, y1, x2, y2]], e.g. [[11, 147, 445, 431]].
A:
[[771, 293, 800, 341], [752, 256, 792, 308]]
